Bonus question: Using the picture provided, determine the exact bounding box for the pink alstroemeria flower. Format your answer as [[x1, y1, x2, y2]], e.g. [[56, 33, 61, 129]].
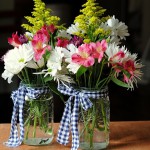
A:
[[32, 26, 51, 61], [47, 24, 57, 34], [33, 26, 50, 44], [109, 50, 126, 74], [56, 37, 69, 48], [72, 43, 94, 67], [8, 32, 22, 47], [113, 52, 125, 72], [32, 40, 51, 61], [122, 60, 135, 83], [91, 40, 107, 62]]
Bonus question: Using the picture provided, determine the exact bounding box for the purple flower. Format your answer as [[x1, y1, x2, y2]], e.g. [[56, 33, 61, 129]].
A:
[[19, 34, 28, 44], [70, 35, 83, 47]]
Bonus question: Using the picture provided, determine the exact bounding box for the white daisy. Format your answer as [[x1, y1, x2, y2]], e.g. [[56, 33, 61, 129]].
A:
[[3, 42, 33, 74], [57, 30, 72, 40], [67, 22, 84, 35], [108, 36, 120, 44], [46, 47, 64, 76], [107, 16, 129, 39], [62, 44, 77, 62], [2, 42, 34, 83]]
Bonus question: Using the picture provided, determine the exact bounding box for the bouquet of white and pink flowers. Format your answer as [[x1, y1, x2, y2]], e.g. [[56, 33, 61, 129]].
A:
[[59, 8, 143, 91], [2, 25, 74, 86], [2, 23, 73, 87]]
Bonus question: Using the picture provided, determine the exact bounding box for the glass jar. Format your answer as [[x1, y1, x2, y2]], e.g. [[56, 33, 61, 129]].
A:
[[78, 87, 110, 150], [23, 84, 54, 146]]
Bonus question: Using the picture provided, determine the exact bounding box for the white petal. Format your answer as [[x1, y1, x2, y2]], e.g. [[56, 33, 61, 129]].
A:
[[67, 63, 80, 74], [47, 47, 64, 75], [27, 58, 44, 69], [1, 70, 14, 83], [57, 30, 72, 39], [3, 42, 34, 74]]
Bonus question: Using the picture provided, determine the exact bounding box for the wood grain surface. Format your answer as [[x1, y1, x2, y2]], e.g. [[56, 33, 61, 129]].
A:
[[0, 121, 150, 150]]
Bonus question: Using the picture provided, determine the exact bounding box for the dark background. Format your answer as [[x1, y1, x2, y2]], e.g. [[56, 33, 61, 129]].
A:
[[0, 0, 150, 123]]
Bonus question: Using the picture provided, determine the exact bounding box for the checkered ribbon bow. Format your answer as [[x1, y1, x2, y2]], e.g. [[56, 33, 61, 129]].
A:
[[4, 83, 50, 147], [57, 84, 108, 150]]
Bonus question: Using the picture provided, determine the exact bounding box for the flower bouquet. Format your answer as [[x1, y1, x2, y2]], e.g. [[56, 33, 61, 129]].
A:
[[51, 0, 143, 150], [1, 0, 73, 147]]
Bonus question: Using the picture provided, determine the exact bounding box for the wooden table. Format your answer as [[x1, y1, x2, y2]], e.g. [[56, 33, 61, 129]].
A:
[[0, 121, 150, 150]]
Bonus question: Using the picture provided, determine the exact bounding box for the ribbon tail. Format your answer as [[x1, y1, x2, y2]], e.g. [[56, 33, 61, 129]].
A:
[[57, 99, 72, 145], [18, 103, 25, 144], [71, 98, 79, 150], [4, 100, 20, 147], [4, 86, 26, 147]]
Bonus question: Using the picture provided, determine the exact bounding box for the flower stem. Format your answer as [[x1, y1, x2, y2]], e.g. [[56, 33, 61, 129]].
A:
[[100, 99, 107, 132], [95, 60, 105, 88], [88, 70, 92, 88], [25, 120, 30, 140], [24, 68, 30, 84], [18, 74, 24, 81], [90, 102, 96, 149], [97, 68, 113, 90], [84, 73, 87, 87], [33, 113, 37, 138]]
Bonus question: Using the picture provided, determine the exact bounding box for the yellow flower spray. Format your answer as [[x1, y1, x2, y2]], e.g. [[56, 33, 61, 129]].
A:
[[21, 0, 63, 34], [74, 0, 110, 42]]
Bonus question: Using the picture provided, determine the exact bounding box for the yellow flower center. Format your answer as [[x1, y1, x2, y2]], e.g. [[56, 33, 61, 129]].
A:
[[19, 58, 25, 63], [80, 51, 89, 58]]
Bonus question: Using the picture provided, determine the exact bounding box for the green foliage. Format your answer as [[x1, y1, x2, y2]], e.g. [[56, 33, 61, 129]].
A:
[[76, 66, 87, 78], [111, 76, 131, 88], [21, 0, 61, 33], [48, 81, 64, 102]]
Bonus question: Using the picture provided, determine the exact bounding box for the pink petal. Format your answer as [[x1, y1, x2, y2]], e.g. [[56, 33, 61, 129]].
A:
[[72, 53, 83, 64], [82, 56, 95, 67]]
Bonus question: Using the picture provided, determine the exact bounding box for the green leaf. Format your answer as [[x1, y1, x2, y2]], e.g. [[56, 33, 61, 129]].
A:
[[111, 76, 131, 88], [76, 66, 87, 78], [122, 70, 131, 78], [45, 49, 51, 60], [44, 76, 53, 83], [48, 81, 64, 103]]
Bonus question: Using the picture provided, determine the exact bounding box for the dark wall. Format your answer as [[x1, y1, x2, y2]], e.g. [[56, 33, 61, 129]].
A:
[[0, 0, 150, 123]]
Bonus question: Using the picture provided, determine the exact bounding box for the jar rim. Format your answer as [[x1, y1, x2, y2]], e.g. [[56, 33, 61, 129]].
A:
[[20, 82, 49, 88], [69, 84, 108, 92]]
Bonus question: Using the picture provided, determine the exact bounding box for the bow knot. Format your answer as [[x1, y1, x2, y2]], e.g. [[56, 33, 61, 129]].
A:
[[78, 92, 85, 97]]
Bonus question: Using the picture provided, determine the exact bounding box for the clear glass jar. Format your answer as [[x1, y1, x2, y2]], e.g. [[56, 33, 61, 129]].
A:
[[23, 84, 54, 146], [78, 87, 110, 150]]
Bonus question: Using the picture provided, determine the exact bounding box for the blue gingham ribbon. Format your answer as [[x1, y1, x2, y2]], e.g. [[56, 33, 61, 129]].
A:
[[57, 84, 108, 150], [4, 83, 50, 147]]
